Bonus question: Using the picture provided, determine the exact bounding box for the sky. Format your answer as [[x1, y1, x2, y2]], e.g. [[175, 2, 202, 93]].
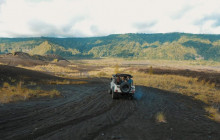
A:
[[0, 0, 220, 37]]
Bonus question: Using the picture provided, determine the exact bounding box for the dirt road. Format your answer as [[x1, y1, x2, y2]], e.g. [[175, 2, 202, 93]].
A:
[[0, 78, 220, 140]]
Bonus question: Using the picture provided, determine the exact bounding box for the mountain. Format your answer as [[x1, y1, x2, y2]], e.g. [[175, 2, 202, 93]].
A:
[[0, 33, 220, 61], [29, 41, 80, 56]]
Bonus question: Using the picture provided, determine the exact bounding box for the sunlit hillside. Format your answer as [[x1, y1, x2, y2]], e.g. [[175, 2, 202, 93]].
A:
[[0, 33, 220, 61]]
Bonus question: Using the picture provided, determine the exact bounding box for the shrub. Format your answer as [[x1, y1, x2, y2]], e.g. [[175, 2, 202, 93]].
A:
[[149, 66, 153, 75], [205, 106, 220, 122], [3, 82, 10, 89], [155, 112, 166, 123], [53, 59, 58, 62]]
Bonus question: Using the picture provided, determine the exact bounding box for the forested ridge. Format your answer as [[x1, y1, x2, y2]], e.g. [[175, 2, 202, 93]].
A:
[[0, 33, 220, 61]]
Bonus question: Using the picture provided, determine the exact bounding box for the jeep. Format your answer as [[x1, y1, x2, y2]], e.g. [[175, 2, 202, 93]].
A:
[[108, 74, 135, 99]]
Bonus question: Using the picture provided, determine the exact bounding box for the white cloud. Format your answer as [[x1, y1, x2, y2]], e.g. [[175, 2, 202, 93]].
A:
[[0, 0, 220, 37]]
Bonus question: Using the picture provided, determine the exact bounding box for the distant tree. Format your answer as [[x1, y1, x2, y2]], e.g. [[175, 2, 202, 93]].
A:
[[11, 50, 16, 56], [53, 59, 58, 63], [149, 66, 153, 75]]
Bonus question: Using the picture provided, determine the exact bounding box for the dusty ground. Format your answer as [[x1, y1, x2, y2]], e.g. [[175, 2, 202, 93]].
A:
[[0, 56, 220, 140], [0, 77, 220, 140]]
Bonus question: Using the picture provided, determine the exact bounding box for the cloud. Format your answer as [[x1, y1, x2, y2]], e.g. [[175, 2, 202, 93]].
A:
[[133, 21, 157, 33], [0, 0, 220, 37], [196, 14, 220, 27], [194, 13, 220, 33], [28, 17, 90, 37], [0, 0, 5, 5], [62, 17, 85, 32], [90, 25, 104, 36], [0, 0, 6, 12], [133, 21, 157, 30], [25, 0, 53, 3], [0, 0, 6, 6], [28, 20, 59, 37], [171, 5, 193, 20], [213, 19, 220, 27]]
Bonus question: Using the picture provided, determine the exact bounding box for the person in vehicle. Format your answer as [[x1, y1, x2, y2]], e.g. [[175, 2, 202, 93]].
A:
[[122, 76, 128, 83], [116, 76, 121, 85], [128, 77, 133, 85]]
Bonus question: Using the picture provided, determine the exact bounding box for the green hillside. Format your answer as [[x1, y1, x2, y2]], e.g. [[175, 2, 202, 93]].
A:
[[0, 33, 220, 61], [29, 41, 80, 56]]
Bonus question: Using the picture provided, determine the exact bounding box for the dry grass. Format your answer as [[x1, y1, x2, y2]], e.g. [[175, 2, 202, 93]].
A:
[[0, 82, 60, 104], [133, 72, 220, 104], [97, 71, 108, 77], [19, 64, 78, 73], [205, 106, 220, 122], [155, 112, 167, 123], [88, 66, 126, 77], [17, 64, 82, 78], [75, 58, 124, 67], [68, 64, 78, 68], [45, 79, 87, 85], [74, 58, 220, 72]]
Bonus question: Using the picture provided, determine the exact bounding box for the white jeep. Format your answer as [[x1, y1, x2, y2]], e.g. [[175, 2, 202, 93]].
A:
[[108, 74, 135, 99]]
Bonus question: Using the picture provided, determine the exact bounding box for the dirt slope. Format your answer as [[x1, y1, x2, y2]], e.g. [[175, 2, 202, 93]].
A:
[[0, 52, 69, 67], [0, 78, 220, 140], [0, 65, 62, 84]]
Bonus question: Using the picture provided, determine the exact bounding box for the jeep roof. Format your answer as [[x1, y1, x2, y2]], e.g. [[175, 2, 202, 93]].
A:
[[112, 73, 133, 78]]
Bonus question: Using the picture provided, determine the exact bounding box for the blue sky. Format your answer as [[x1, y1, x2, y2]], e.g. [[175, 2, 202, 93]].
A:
[[0, 0, 220, 37]]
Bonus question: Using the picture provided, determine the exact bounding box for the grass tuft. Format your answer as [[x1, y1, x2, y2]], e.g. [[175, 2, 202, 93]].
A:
[[205, 106, 220, 123], [155, 112, 167, 123]]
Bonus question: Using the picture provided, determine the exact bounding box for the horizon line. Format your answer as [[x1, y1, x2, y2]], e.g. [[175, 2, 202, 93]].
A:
[[1, 32, 220, 38]]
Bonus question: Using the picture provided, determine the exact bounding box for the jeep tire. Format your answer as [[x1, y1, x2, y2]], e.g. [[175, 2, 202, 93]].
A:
[[120, 82, 131, 93]]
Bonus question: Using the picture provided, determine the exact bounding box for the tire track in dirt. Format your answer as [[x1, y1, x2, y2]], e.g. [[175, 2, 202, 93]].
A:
[[2, 82, 122, 140], [36, 96, 137, 140], [34, 80, 138, 140], [94, 86, 220, 140], [0, 77, 138, 140], [0, 85, 107, 139], [0, 85, 100, 123], [2, 79, 219, 140], [85, 99, 137, 140], [16, 99, 116, 139]]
